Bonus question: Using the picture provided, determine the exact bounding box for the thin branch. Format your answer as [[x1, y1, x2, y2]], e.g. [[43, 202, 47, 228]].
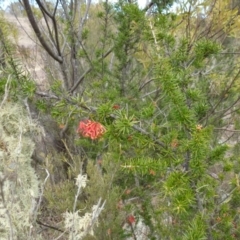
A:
[[213, 94, 240, 124], [79, 0, 92, 39], [62, 139, 74, 161], [69, 67, 92, 93], [35, 0, 52, 18], [35, 90, 59, 99], [214, 128, 240, 133], [69, 47, 113, 93], [52, 0, 61, 56], [109, 113, 166, 148], [22, 0, 62, 63], [141, 89, 160, 98], [39, 7, 57, 48], [201, 69, 240, 123], [139, 78, 156, 91], [36, 220, 64, 233], [36, 0, 61, 56], [219, 52, 240, 54]]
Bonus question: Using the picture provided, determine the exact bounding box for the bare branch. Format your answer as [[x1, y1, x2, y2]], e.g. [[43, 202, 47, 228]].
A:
[[69, 47, 113, 93], [22, 0, 62, 63]]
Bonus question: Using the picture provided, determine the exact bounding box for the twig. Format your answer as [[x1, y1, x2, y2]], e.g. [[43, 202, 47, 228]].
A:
[[61, 139, 74, 161], [131, 123, 165, 148], [35, 90, 59, 99], [69, 47, 113, 93], [22, 0, 63, 63], [36, 220, 64, 233], [141, 89, 160, 98], [214, 128, 240, 133]]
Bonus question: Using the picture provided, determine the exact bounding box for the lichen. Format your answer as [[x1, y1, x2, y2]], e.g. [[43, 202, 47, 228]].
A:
[[0, 102, 41, 239]]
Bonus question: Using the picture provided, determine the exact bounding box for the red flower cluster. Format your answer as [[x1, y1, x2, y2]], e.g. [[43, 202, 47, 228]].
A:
[[127, 215, 135, 225], [112, 104, 120, 110], [77, 120, 106, 140]]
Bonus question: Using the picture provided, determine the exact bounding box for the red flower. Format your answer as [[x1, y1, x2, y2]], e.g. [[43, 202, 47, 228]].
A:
[[127, 135, 133, 141], [149, 169, 156, 176], [125, 189, 131, 195], [77, 120, 106, 140], [127, 215, 135, 225], [113, 104, 120, 110]]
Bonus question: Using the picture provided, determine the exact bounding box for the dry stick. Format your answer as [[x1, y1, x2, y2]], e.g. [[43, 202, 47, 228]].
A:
[[36, 220, 64, 233]]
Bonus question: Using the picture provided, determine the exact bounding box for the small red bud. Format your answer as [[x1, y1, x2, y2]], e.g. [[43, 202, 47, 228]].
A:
[[113, 104, 120, 110], [127, 215, 135, 225], [149, 169, 156, 176]]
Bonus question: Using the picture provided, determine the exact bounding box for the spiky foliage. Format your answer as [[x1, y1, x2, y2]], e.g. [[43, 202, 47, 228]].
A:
[[3, 0, 240, 239]]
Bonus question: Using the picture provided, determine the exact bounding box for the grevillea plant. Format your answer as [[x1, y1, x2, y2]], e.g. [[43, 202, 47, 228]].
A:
[[3, 0, 240, 239]]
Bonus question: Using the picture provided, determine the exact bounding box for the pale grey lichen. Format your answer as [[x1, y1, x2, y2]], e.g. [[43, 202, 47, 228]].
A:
[[64, 197, 106, 240], [0, 102, 41, 239]]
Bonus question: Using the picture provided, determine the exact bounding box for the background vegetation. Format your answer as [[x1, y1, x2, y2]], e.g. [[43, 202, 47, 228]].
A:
[[1, 0, 240, 239]]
